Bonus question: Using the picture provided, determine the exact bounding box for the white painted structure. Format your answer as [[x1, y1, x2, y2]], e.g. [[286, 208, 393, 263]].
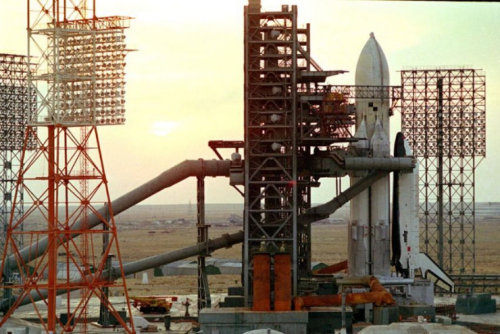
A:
[[349, 33, 391, 277]]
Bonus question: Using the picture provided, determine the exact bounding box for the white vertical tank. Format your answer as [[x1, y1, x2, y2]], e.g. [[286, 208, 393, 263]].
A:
[[370, 120, 391, 276], [348, 119, 370, 276], [349, 32, 391, 277]]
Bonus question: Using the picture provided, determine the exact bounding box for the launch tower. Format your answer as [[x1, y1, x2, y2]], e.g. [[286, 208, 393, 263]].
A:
[[243, 0, 356, 306]]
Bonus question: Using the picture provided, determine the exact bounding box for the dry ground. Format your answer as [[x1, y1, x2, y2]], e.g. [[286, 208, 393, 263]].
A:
[[111, 207, 500, 296]]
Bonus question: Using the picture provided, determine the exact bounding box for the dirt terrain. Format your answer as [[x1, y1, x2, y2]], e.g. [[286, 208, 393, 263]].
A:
[[109, 204, 500, 296]]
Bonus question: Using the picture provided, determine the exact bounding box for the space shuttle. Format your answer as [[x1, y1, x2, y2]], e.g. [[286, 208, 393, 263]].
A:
[[349, 33, 453, 292]]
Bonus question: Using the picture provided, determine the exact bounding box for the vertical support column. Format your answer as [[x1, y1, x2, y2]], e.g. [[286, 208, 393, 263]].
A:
[[291, 5, 298, 298], [437, 78, 444, 269], [252, 253, 270, 311], [99, 205, 111, 326], [47, 124, 57, 333], [274, 253, 291, 311], [197, 172, 211, 312]]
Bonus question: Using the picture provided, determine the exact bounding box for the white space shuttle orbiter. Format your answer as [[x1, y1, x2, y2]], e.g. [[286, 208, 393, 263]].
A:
[[349, 33, 454, 291]]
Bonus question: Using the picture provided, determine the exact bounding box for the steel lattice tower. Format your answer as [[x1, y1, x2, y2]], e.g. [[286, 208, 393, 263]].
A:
[[243, 0, 355, 306], [0, 1, 135, 332], [400, 69, 486, 275], [0, 54, 35, 253]]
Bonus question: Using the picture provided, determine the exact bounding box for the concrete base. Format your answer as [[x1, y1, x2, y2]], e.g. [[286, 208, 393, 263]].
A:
[[199, 307, 308, 334], [308, 306, 352, 334], [399, 304, 435, 322], [391, 278, 434, 306], [0, 317, 43, 334], [409, 279, 434, 305], [220, 295, 245, 307], [456, 293, 497, 314], [373, 305, 398, 325], [358, 322, 475, 334]]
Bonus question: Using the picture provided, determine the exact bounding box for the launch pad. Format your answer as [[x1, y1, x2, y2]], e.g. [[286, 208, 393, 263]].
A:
[[0, 0, 491, 333]]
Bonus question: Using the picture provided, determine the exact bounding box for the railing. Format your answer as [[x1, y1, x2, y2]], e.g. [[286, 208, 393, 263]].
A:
[[450, 274, 500, 293]]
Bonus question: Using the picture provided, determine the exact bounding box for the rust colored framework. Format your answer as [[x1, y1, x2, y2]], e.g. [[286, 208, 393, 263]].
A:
[[242, 1, 398, 307], [0, 1, 134, 332], [400, 69, 486, 275]]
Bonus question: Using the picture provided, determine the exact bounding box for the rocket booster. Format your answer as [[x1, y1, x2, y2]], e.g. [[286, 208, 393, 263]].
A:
[[348, 119, 370, 276]]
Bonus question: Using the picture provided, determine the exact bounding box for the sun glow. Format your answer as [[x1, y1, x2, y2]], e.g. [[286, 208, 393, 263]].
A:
[[151, 121, 179, 136]]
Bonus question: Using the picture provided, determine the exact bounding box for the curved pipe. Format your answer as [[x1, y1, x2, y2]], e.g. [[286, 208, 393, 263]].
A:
[[0, 162, 389, 311], [293, 276, 395, 310], [2, 159, 231, 271]]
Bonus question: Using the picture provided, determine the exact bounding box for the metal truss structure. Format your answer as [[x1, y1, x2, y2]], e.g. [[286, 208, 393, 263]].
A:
[[400, 69, 486, 275], [197, 174, 211, 311], [243, 2, 366, 305], [0, 54, 36, 252], [0, 1, 134, 332], [29, 5, 130, 126]]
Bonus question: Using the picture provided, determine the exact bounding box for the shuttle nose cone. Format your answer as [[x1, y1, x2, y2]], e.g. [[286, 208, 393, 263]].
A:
[[355, 33, 389, 86]]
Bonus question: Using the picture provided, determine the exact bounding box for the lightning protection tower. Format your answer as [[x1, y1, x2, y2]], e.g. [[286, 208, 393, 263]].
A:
[[0, 1, 135, 332], [0, 54, 35, 253], [400, 69, 486, 277]]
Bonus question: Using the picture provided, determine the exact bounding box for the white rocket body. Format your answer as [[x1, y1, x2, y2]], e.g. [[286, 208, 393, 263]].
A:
[[348, 120, 370, 276], [370, 120, 391, 276], [349, 33, 391, 277], [354, 33, 390, 138]]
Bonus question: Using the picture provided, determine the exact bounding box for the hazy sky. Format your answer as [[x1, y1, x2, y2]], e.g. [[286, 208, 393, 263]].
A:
[[1, 0, 499, 204]]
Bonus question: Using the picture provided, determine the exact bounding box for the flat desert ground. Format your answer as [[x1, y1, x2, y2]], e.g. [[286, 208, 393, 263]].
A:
[[109, 203, 500, 296]]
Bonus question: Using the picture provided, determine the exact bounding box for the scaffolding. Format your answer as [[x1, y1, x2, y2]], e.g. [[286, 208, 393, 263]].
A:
[[400, 69, 486, 275], [0, 54, 35, 252], [0, 1, 135, 333], [243, 2, 356, 306]]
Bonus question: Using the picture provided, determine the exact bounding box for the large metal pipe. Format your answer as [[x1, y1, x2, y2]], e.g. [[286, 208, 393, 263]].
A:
[[119, 231, 243, 279], [105, 171, 388, 279], [293, 276, 395, 309], [2, 159, 231, 271], [0, 164, 387, 310], [0, 230, 244, 311], [344, 157, 414, 171], [0, 170, 387, 311], [299, 171, 388, 225]]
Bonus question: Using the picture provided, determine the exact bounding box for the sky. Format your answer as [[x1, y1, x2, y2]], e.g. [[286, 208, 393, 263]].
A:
[[1, 0, 499, 205]]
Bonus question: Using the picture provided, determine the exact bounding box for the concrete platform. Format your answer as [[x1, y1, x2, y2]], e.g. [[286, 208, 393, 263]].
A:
[[199, 307, 308, 334], [358, 322, 476, 333]]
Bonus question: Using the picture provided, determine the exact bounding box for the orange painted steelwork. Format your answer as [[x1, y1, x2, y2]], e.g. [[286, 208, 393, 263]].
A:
[[252, 254, 271, 311], [294, 276, 395, 310], [274, 253, 292, 311], [0, 126, 136, 333], [47, 125, 57, 331]]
